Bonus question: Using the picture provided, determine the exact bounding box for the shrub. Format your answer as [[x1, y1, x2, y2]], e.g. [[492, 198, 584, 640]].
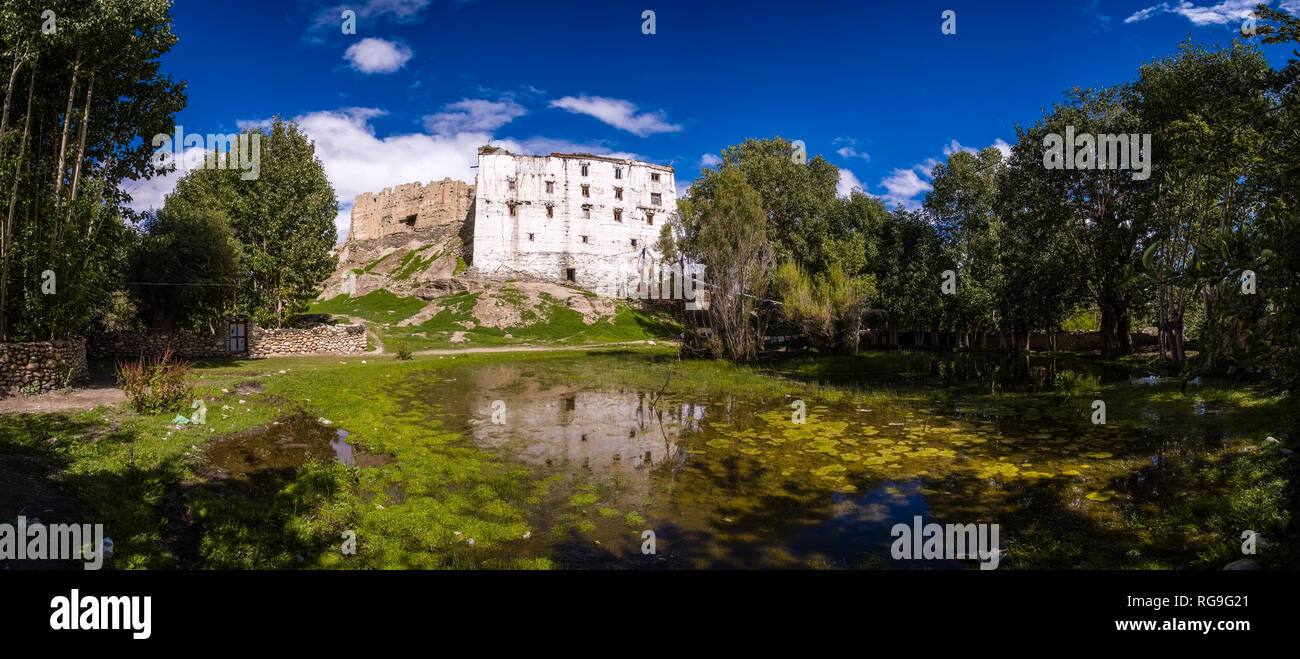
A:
[[115, 348, 191, 414], [395, 341, 413, 361]]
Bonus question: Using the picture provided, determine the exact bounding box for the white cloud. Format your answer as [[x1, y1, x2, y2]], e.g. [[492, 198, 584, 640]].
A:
[[700, 153, 721, 167], [344, 38, 413, 74], [423, 98, 526, 136], [837, 168, 864, 198], [675, 180, 692, 200], [992, 138, 1013, 160], [1124, 0, 1259, 25], [942, 139, 976, 156], [875, 138, 1010, 209], [121, 142, 239, 215], [942, 138, 1011, 160], [308, 0, 435, 37], [126, 107, 653, 241], [549, 96, 681, 136], [878, 168, 932, 210], [836, 146, 870, 161], [834, 136, 870, 161]]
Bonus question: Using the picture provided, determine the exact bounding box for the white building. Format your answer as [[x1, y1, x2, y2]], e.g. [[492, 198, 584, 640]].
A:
[[470, 146, 679, 296]]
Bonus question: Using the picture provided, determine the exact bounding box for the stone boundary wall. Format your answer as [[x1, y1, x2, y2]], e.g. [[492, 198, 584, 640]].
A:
[[87, 327, 231, 360], [0, 337, 89, 394], [247, 323, 366, 357], [88, 322, 366, 360]]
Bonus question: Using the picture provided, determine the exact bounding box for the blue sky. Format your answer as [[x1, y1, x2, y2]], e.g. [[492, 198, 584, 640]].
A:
[[126, 0, 1300, 239]]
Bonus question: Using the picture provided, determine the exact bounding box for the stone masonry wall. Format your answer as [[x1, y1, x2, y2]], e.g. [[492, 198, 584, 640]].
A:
[[247, 323, 366, 357], [0, 337, 89, 394], [87, 326, 232, 360], [88, 322, 366, 360]]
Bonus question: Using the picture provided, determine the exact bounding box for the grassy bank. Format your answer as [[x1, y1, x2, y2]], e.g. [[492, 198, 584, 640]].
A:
[[310, 288, 680, 351]]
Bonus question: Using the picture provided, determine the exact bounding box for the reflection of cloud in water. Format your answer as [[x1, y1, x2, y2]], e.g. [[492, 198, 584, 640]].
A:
[[469, 386, 705, 482]]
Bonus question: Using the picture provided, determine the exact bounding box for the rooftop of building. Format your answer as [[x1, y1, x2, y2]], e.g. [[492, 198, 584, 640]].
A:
[[477, 145, 674, 173]]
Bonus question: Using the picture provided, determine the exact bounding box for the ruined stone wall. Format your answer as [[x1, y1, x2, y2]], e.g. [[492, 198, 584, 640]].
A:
[[470, 147, 676, 295], [349, 178, 475, 242], [0, 337, 89, 394]]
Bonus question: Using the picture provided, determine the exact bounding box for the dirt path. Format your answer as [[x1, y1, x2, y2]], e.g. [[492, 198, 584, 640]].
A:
[[348, 316, 385, 355], [413, 340, 672, 356], [0, 372, 125, 415]]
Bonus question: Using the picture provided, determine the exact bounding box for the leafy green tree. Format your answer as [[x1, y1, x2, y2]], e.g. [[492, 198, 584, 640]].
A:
[[664, 168, 774, 360], [924, 147, 1005, 346], [995, 126, 1089, 350], [1007, 86, 1149, 357], [774, 260, 876, 353], [690, 137, 842, 272], [164, 118, 338, 327], [1133, 40, 1270, 366], [0, 0, 185, 340], [131, 207, 241, 330], [872, 208, 944, 346]]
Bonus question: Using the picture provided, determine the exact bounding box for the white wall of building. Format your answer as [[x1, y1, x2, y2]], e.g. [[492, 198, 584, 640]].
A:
[[471, 148, 676, 296]]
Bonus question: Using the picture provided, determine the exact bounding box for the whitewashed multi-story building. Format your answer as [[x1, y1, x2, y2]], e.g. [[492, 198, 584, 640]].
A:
[[470, 145, 680, 296]]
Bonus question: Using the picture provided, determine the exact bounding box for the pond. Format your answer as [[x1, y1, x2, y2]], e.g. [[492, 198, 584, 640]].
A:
[[334, 351, 1270, 569]]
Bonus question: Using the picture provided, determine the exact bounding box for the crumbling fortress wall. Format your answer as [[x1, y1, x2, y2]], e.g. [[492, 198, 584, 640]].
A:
[[349, 178, 475, 241], [329, 178, 477, 299]]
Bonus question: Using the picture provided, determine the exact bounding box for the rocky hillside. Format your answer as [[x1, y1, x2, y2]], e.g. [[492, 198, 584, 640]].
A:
[[315, 232, 678, 352]]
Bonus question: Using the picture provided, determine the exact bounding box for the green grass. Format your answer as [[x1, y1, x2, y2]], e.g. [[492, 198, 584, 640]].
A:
[[391, 246, 445, 281], [326, 288, 681, 352], [310, 289, 428, 325]]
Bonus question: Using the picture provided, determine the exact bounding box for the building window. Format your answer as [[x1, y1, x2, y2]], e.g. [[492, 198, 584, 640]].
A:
[[509, 204, 517, 217], [646, 211, 654, 225], [546, 204, 554, 218], [566, 268, 576, 282], [581, 235, 589, 244], [581, 164, 589, 176], [631, 239, 637, 247], [581, 184, 590, 198], [614, 187, 623, 200], [507, 178, 516, 191], [651, 173, 660, 182], [651, 193, 662, 205], [615, 167, 622, 180], [614, 209, 622, 222], [583, 205, 591, 219], [546, 181, 554, 193]]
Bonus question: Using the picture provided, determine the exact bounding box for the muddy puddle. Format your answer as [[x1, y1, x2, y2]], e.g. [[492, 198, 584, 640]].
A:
[[203, 414, 393, 481]]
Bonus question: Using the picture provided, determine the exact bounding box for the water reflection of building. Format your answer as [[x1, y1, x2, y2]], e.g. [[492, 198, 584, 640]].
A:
[[470, 386, 704, 485]]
